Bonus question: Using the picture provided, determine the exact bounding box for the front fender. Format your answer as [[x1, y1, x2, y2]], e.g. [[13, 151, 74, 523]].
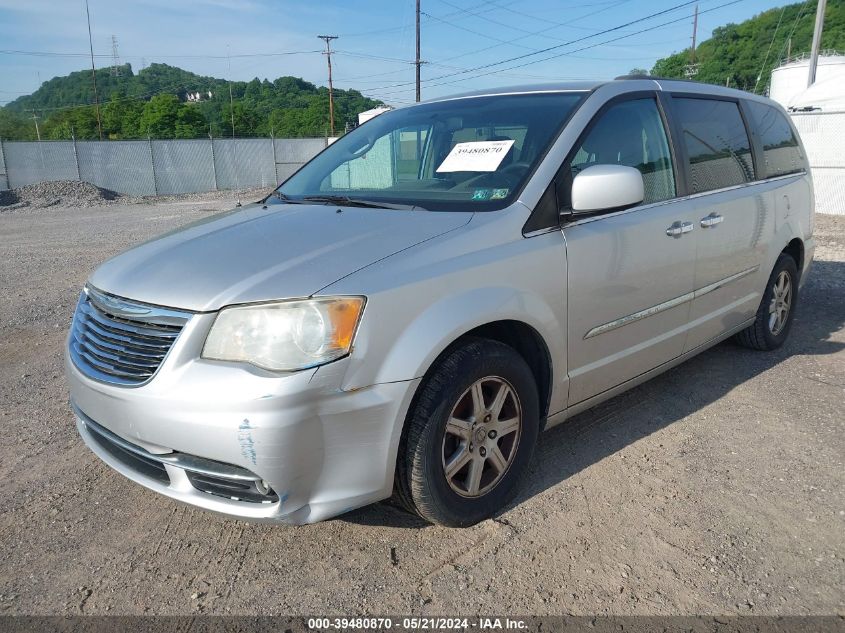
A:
[[324, 226, 570, 416]]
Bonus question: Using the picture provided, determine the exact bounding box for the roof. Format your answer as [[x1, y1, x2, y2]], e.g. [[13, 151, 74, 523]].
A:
[[420, 77, 771, 106]]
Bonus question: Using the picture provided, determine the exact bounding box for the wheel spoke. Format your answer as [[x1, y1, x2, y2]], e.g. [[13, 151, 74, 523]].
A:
[[495, 415, 519, 438], [490, 383, 511, 421], [470, 382, 486, 420], [444, 446, 472, 480], [465, 456, 484, 495], [488, 445, 508, 474], [445, 417, 472, 441]]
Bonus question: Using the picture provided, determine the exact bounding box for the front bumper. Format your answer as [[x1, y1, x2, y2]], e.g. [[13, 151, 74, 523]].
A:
[[66, 339, 419, 524]]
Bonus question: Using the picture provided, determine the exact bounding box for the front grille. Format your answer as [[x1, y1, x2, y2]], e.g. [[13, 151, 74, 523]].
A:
[[69, 286, 191, 386]]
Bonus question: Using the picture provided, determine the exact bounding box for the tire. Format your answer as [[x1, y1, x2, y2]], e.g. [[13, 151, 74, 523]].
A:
[[396, 338, 540, 527], [735, 253, 799, 351]]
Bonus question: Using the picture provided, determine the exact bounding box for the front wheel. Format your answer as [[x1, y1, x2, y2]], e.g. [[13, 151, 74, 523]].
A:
[[735, 253, 799, 351], [396, 339, 540, 527]]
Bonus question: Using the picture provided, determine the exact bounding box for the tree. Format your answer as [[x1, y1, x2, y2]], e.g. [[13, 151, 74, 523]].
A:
[[0, 109, 35, 140], [651, 0, 845, 92], [1, 63, 383, 139]]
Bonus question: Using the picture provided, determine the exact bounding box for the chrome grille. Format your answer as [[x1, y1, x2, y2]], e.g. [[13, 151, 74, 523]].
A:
[[69, 286, 192, 386]]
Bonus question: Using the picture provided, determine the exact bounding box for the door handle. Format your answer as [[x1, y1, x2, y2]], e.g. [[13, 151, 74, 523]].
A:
[[666, 221, 694, 238], [700, 213, 724, 228]]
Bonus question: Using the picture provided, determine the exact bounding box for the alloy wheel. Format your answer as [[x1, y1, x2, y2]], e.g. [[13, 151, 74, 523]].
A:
[[768, 270, 792, 336], [441, 376, 522, 498]]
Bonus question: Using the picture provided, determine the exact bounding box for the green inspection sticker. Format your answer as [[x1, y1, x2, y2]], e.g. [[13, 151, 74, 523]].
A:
[[490, 188, 509, 199], [472, 189, 491, 200]]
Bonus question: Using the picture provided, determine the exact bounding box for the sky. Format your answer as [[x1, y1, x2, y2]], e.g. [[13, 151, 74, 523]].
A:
[[0, 0, 797, 107]]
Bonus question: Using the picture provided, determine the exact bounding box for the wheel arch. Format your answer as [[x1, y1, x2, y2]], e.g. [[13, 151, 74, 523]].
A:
[[782, 237, 804, 276]]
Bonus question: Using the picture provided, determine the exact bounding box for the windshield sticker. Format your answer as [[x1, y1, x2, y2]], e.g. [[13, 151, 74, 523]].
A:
[[472, 189, 491, 201], [490, 188, 509, 200], [436, 140, 515, 173]]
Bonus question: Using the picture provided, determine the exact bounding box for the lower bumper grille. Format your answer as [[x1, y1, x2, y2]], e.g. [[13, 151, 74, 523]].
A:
[[77, 409, 278, 504]]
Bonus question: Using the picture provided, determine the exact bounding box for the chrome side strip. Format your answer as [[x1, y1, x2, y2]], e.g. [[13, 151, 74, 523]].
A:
[[584, 265, 760, 339], [693, 265, 759, 299]]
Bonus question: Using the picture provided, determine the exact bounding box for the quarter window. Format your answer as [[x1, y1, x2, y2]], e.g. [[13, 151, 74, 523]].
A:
[[745, 101, 804, 178], [674, 98, 754, 193], [568, 98, 676, 206]]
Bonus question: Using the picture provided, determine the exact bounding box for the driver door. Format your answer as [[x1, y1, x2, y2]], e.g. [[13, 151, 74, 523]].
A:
[[562, 94, 699, 405]]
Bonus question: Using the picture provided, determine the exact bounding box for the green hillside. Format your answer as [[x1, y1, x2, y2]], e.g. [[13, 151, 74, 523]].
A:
[[1, 63, 381, 140], [651, 0, 845, 91]]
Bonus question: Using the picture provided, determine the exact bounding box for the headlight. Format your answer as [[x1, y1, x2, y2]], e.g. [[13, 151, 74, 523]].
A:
[[202, 297, 365, 371]]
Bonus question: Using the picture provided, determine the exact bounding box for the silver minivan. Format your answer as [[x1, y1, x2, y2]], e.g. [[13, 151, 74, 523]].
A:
[[66, 78, 815, 526]]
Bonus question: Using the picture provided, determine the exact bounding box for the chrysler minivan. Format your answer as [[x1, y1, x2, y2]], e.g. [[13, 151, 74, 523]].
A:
[[66, 78, 814, 526]]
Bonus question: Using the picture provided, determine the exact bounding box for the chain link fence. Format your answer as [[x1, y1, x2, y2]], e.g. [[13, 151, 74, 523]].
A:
[[791, 111, 845, 216], [0, 137, 328, 196]]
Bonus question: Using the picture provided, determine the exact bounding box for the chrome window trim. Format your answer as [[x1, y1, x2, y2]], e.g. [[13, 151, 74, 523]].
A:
[[584, 266, 760, 339]]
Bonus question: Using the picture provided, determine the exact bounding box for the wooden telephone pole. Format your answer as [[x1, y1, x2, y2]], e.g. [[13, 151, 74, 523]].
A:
[[415, 0, 422, 102], [318, 35, 339, 136], [84, 0, 103, 140]]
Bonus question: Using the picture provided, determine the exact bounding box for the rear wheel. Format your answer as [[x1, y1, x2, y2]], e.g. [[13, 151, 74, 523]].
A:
[[396, 339, 539, 527], [735, 254, 799, 351]]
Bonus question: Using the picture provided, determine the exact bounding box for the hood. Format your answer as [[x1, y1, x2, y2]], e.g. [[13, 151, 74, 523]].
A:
[[89, 203, 472, 312]]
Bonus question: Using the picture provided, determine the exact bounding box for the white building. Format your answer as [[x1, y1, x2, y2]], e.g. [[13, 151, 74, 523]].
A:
[[770, 54, 845, 216]]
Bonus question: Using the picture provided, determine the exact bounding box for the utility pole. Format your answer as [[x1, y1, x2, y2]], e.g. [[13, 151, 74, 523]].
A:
[[28, 109, 41, 141], [85, 0, 103, 140], [691, 4, 699, 64], [808, 0, 827, 87], [415, 0, 422, 102], [684, 4, 699, 78], [318, 35, 338, 136]]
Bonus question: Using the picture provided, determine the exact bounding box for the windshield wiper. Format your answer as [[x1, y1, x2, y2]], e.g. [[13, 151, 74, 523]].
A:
[[267, 191, 310, 205], [301, 195, 423, 211]]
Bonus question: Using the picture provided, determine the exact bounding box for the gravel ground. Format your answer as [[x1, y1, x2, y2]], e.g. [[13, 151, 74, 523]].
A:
[[0, 198, 842, 616], [0, 179, 270, 211]]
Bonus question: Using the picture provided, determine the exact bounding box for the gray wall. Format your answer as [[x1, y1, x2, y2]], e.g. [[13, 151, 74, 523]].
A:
[[0, 137, 328, 196]]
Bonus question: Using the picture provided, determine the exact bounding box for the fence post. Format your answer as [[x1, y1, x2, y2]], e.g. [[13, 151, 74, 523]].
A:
[[0, 137, 6, 189], [71, 133, 81, 181], [270, 133, 278, 184], [148, 136, 158, 195], [209, 134, 218, 191]]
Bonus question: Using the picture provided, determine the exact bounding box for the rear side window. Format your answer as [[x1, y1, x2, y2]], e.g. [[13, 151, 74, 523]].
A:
[[674, 98, 754, 193], [568, 98, 676, 205], [745, 101, 804, 178]]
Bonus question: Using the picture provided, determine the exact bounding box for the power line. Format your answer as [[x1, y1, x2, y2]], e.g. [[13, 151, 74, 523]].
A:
[[0, 49, 321, 59], [374, 0, 745, 98], [365, 0, 707, 94]]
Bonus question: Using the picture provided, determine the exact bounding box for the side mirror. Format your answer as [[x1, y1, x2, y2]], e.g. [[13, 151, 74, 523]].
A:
[[570, 164, 644, 214]]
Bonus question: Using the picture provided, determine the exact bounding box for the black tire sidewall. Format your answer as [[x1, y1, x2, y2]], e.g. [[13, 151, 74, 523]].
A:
[[407, 340, 540, 527]]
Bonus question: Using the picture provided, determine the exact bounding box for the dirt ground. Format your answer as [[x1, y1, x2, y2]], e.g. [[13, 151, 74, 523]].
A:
[[0, 196, 842, 616]]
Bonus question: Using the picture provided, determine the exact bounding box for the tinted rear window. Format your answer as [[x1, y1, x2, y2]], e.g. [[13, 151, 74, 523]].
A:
[[746, 101, 804, 178], [674, 98, 755, 194]]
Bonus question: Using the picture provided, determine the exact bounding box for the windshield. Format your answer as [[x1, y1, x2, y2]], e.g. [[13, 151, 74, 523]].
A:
[[276, 92, 586, 212]]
